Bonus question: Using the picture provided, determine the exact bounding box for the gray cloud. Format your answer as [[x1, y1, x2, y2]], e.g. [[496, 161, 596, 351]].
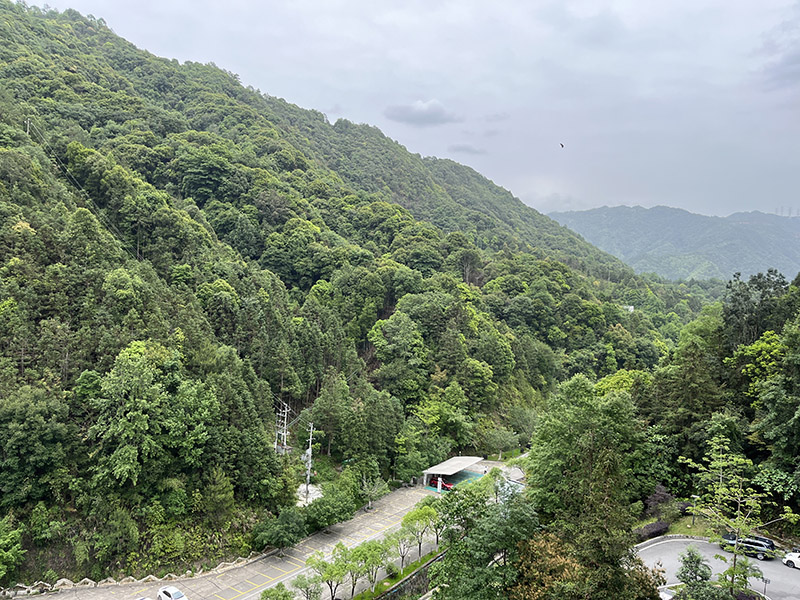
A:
[[760, 4, 800, 89], [36, 0, 800, 217], [528, 193, 586, 215], [484, 112, 510, 122], [448, 143, 486, 155], [768, 49, 800, 87], [383, 99, 462, 127]]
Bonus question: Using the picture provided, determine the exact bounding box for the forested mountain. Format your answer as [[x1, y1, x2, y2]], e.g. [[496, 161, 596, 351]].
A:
[[550, 205, 800, 281], [1, 4, 798, 597]]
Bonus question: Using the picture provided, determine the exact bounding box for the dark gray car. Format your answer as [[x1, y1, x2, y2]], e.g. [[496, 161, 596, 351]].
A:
[[720, 532, 776, 560]]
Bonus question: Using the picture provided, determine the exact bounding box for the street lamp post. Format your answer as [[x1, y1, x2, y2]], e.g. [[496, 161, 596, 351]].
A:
[[691, 495, 700, 528]]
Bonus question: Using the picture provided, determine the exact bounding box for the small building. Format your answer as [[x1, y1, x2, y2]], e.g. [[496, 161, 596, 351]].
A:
[[423, 456, 483, 492]]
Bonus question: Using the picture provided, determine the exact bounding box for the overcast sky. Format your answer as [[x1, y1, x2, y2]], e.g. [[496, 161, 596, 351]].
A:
[[39, 0, 800, 217]]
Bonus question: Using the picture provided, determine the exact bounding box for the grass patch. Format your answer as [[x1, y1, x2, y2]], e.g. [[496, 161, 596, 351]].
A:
[[633, 516, 658, 529], [668, 515, 714, 537], [351, 551, 438, 600], [486, 447, 523, 462]]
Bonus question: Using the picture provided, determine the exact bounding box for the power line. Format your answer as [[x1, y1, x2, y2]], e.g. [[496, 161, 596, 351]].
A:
[[25, 117, 140, 261]]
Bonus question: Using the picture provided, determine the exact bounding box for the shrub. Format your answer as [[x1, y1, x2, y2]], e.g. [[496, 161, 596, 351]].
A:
[[633, 520, 669, 542], [253, 507, 306, 554], [260, 582, 294, 600], [645, 484, 674, 517], [306, 487, 356, 532], [659, 499, 683, 523], [385, 562, 399, 579]]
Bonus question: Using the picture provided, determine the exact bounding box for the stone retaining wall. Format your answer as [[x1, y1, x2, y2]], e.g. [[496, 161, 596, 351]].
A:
[[634, 533, 709, 551], [0, 549, 278, 598], [376, 552, 445, 599]]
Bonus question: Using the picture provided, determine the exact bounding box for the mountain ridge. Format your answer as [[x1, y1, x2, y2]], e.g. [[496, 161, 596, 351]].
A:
[[549, 205, 800, 280]]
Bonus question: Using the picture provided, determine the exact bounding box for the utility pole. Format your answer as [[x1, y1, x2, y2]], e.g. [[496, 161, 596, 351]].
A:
[[305, 421, 314, 502], [274, 401, 290, 453]]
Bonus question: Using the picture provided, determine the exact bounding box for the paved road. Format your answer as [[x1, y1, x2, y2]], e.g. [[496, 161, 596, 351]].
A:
[[638, 538, 800, 600], [56, 485, 434, 600]]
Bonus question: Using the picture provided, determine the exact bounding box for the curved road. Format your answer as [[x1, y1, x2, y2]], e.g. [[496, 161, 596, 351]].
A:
[[637, 538, 799, 600]]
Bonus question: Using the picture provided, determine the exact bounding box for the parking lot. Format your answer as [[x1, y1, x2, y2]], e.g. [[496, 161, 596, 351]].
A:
[[54, 485, 433, 600]]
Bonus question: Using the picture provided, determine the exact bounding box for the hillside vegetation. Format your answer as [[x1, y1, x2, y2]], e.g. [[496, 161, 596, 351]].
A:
[[550, 205, 800, 280], [2, 4, 799, 599]]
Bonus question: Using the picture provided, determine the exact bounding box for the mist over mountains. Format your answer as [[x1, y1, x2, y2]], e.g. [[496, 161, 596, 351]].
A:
[[549, 205, 800, 281]]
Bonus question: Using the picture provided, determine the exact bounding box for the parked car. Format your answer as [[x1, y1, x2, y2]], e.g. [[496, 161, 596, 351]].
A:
[[747, 533, 777, 548], [429, 476, 454, 491], [719, 533, 776, 560], [157, 586, 187, 600], [783, 551, 800, 569]]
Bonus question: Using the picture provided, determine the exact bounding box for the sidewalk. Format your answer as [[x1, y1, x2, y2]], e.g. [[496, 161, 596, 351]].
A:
[[54, 485, 434, 600]]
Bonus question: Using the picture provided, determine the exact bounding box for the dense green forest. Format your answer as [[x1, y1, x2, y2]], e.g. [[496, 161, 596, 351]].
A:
[[550, 205, 800, 280], [0, 3, 798, 597]]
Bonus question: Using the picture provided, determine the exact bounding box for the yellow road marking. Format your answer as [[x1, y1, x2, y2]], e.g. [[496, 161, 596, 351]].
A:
[[213, 563, 305, 600], [285, 559, 304, 569]]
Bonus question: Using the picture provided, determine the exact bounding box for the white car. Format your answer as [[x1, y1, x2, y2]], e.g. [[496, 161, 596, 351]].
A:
[[157, 586, 187, 600], [783, 551, 800, 569]]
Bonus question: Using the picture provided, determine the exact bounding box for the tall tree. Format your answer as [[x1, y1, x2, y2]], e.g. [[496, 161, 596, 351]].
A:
[[389, 527, 415, 571], [291, 573, 322, 600], [311, 369, 350, 456], [356, 539, 390, 593], [510, 533, 584, 600], [672, 546, 726, 600], [723, 269, 788, 351], [683, 435, 796, 596], [253, 507, 306, 556], [523, 375, 661, 599], [306, 545, 348, 600], [402, 505, 436, 560], [368, 311, 431, 406], [431, 493, 539, 600]]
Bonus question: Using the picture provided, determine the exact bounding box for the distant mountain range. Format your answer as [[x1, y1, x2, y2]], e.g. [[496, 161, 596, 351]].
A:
[[549, 206, 800, 281]]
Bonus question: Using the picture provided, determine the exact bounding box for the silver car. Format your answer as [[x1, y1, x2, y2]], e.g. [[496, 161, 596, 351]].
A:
[[157, 586, 187, 600], [783, 551, 800, 569]]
